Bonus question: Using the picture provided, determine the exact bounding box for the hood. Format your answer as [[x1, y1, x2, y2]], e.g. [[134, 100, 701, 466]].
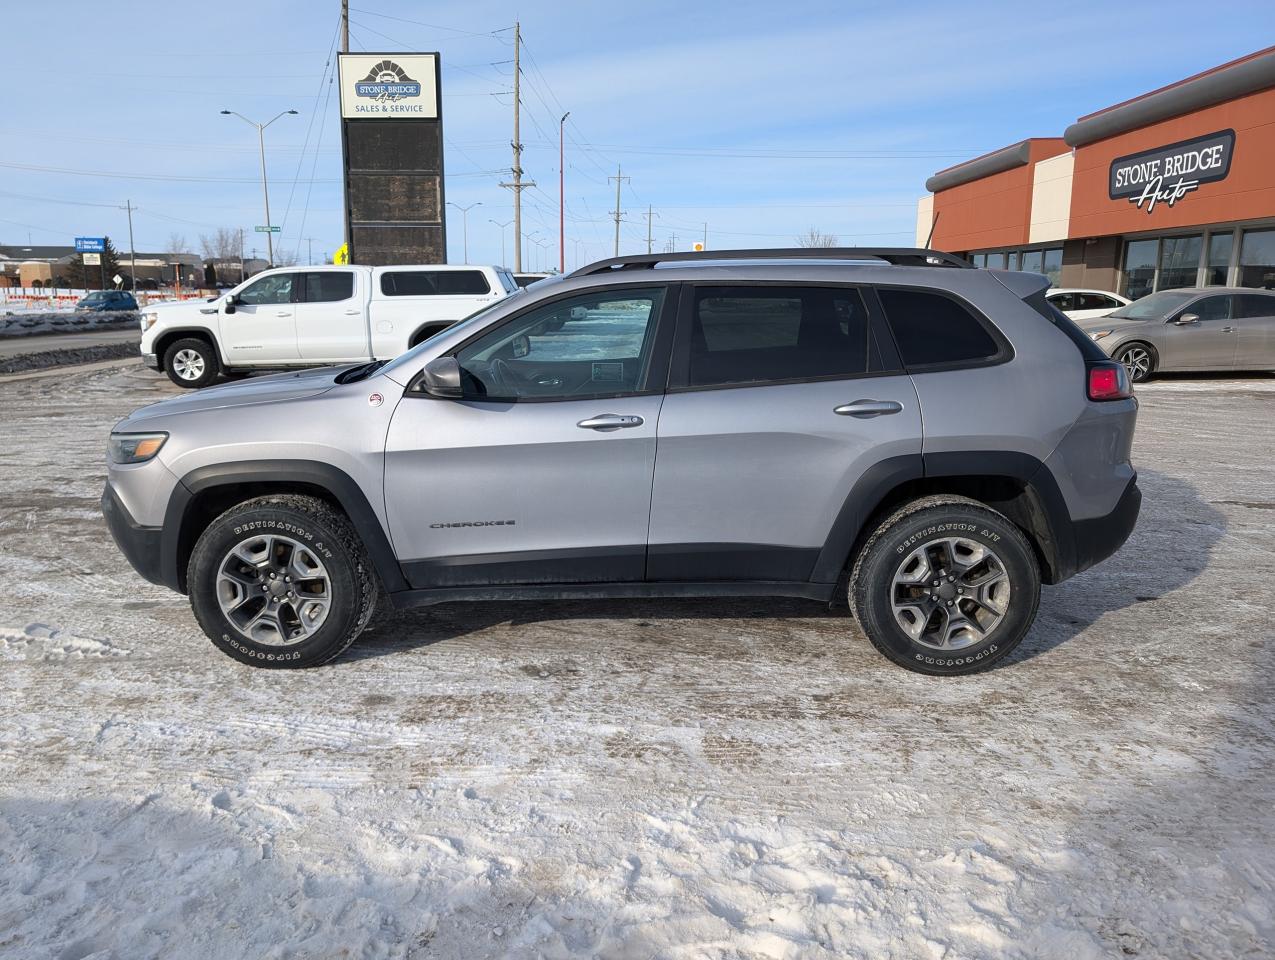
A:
[[1075, 314, 1148, 331], [120, 366, 343, 424]]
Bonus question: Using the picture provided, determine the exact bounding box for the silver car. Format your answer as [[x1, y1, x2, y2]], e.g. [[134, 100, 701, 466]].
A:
[[101, 248, 1140, 676], [1079, 287, 1275, 382]]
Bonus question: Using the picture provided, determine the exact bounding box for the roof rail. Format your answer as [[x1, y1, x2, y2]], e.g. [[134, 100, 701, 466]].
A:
[[567, 247, 972, 278]]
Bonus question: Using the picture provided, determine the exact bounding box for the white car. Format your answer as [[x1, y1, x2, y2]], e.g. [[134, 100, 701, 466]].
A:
[[140, 264, 518, 387], [1046, 288, 1131, 322]]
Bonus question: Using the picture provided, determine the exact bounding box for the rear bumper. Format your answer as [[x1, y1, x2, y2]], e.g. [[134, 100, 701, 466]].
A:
[[101, 482, 166, 587], [1063, 475, 1141, 580]]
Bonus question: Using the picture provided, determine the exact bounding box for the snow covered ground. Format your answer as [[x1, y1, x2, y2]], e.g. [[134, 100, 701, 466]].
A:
[[1, 363, 1272, 959], [0, 311, 138, 338]]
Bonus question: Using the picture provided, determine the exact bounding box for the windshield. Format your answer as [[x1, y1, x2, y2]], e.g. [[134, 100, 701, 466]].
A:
[[1108, 291, 1195, 319], [377, 294, 522, 381]]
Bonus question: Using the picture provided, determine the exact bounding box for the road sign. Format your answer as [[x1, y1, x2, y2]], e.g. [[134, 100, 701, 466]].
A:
[[75, 237, 105, 253], [255, 225, 281, 233], [112, 274, 124, 287], [82, 252, 101, 266], [692, 241, 705, 252]]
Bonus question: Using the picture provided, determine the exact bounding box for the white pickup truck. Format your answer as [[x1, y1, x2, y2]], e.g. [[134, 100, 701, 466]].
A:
[[140, 263, 518, 387]]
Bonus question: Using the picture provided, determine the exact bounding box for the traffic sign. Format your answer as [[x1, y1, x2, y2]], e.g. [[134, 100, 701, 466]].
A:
[[255, 225, 281, 233], [112, 274, 124, 287], [82, 253, 101, 266], [75, 237, 105, 253], [692, 241, 705, 252]]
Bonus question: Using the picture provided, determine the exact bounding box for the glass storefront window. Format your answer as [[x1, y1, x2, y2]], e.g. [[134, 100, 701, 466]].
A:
[[1158, 235, 1202, 290], [1206, 233, 1233, 286], [1042, 248, 1063, 286], [1006, 252, 1020, 271], [1123, 239, 1158, 299], [1020, 250, 1043, 274], [1239, 229, 1275, 289]]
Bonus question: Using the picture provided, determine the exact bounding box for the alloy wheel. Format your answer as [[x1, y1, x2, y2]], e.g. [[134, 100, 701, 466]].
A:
[[215, 534, 332, 645], [890, 536, 1011, 650], [172, 349, 206, 381], [1119, 346, 1151, 382]]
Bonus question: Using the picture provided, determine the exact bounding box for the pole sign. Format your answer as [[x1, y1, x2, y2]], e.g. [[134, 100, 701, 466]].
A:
[[254, 225, 281, 233], [75, 237, 105, 253], [337, 52, 446, 266], [82, 253, 101, 266], [1109, 129, 1235, 214]]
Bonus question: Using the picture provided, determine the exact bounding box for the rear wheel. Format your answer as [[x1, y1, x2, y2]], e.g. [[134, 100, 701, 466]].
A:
[[1114, 342, 1155, 383], [163, 337, 220, 389], [849, 496, 1040, 675], [187, 495, 376, 668]]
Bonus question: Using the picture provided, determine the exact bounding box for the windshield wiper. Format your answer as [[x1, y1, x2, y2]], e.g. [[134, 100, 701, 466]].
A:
[[335, 359, 387, 384]]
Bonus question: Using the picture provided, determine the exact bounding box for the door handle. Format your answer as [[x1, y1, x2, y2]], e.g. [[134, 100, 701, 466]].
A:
[[1221, 326, 1236, 333], [834, 399, 904, 419], [577, 413, 644, 430], [276, 311, 293, 317], [345, 309, 360, 315]]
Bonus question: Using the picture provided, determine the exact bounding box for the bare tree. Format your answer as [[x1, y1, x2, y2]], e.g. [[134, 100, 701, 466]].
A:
[[199, 227, 242, 260], [165, 232, 190, 255], [796, 227, 839, 248], [272, 248, 299, 267]]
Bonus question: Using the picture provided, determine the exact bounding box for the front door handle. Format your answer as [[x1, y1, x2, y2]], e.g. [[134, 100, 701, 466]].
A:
[[276, 311, 293, 317], [1221, 326, 1236, 333], [345, 308, 361, 315], [834, 399, 904, 419], [577, 413, 644, 430]]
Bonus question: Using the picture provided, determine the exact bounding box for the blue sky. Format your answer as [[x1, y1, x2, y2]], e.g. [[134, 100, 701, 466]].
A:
[[2, 0, 1273, 269]]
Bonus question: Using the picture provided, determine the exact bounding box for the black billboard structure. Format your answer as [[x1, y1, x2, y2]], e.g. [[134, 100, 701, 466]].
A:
[[338, 53, 446, 265]]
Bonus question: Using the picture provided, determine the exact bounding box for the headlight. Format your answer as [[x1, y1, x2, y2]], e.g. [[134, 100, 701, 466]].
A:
[[108, 432, 168, 464], [1089, 330, 1113, 341], [141, 312, 159, 331]]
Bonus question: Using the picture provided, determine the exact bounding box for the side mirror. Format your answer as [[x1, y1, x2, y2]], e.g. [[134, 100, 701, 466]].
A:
[[511, 334, 530, 358], [419, 356, 462, 398], [223, 293, 238, 314], [1175, 313, 1199, 325]]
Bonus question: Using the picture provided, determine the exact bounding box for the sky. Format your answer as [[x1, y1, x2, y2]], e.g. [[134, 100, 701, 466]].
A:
[[2, 0, 1274, 271]]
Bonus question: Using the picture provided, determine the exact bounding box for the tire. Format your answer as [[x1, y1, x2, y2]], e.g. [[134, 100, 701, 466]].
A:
[[186, 495, 376, 668], [409, 324, 448, 349], [163, 337, 220, 389], [1114, 341, 1155, 383], [849, 495, 1040, 676]]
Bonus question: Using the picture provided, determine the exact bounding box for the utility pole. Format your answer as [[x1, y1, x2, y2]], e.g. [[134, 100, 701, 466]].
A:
[[238, 228, 245, 283], [558, 110, 570, 273], [447, 201, 481, 262], [644, 205, 658, 254], [499, 21, 535, 272], [489, 219, 513, 266], [608, 165, 629, 257], [305, 237, 315, 265], [340, 0, 348, 53], [122, 199, 137, 292]]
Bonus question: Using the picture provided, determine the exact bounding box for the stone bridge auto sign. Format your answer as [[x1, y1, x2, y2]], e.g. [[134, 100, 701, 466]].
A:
[[339, 55, 438, 118], [1109, 130, 1235, 214]]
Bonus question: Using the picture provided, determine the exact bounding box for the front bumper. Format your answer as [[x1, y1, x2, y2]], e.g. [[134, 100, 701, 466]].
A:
[[141, 350, 160, 370], [101, 482, 166, 586]]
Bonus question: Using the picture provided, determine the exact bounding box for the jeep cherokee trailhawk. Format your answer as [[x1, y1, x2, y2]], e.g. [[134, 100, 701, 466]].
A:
[[102, 248, 1140, 675]]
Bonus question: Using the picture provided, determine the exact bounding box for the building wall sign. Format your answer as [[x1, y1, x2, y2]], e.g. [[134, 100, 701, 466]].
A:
[[1109, 129, 1235, 213], [338, 54, 439, 119]]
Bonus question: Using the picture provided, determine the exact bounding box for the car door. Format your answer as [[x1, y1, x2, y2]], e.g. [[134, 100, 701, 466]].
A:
[[293, 270, 367, 362], [219, 271, 300, 362], [1160, 294, 1238, 369], [383, 284, 675, 588], [1233, 293, 1275, 370], [647, 284, 921, 584]]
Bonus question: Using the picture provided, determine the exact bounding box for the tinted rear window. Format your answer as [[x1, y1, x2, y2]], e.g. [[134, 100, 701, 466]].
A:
[[304, 271, 354, 303], [380, 270, 491, 296], [878, 289, 1000, 367]]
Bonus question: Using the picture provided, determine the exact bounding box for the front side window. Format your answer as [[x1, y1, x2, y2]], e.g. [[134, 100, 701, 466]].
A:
[[303, 271, 353, 303], [1047, 292, 1075, 311], [237, 273, 295, 305], [454, 288, 665, 400], [1188, 295, 1232, 322], [687, 286, 884, 388], [1239, 229, 1275, 289], [878, 288, 1001, 368]]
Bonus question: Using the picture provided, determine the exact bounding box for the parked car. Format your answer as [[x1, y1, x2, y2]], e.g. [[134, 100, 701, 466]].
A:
[[139, 264, 519, 388], [102, 247, 1139, 676], [1046, 288, 1130, 321], [1077, 287, 1275, 382], [76, 290, 138, 312]]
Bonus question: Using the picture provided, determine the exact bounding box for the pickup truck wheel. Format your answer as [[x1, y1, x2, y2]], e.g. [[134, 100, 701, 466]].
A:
[[849, 495, 1040, 676], [187, 495, 376, 668], [163, 337, 220, 389]]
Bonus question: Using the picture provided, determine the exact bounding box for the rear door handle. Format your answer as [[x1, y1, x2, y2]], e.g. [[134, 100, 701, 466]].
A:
[[276, 311, 293, 317], [834, 399, 904, 418], [1221, 326, 1236, 333], [345, 308, 361, 315], [577, 413, 644, 430]]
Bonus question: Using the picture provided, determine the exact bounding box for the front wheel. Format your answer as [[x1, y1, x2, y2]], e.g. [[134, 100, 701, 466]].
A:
[[849, 495, 1040, 675], [1114, 342, 1155, 383], [163, 337, 220, 389], [187, 495, 376, 667]]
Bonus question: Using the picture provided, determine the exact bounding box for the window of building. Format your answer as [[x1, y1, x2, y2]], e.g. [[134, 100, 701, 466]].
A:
[[1122, 239, 1158, 300], [1006, 252, 1020, 271], [1239, 229, 1275, 289], [878, 288, 1001, 367], [1205, 233, 1233, 286], [687, 286, 882, 387], [1042, 248, 1063, 286], [1157, 235, 1202, 290], [303, 271, 354, 303], [1020, 250, 1043, 274]]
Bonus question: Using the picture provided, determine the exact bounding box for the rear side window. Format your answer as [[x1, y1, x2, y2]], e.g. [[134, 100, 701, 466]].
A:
[[381, 270, 490, 296], [437, 271, 490, 295], [1077, 292, 1120, 310], [687, 286, 887, 388], [1236, 294, 1275, 318], [303, 271, 354, 303], [878, 288, 1001, 367]]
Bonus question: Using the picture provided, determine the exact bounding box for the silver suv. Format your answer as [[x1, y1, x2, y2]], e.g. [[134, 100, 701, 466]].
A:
[[102, 249, 1141, 675]]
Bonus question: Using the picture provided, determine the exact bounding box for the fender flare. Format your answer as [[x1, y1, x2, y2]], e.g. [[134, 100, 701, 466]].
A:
[[161, 459, 408, 594], [152, 326, 226, 365]]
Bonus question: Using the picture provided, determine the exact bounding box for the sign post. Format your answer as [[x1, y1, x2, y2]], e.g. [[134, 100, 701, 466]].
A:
[[76, 237, 106, 290]]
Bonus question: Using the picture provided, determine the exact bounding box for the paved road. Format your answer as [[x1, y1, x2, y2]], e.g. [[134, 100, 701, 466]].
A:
[[0, 328, 139, 359]]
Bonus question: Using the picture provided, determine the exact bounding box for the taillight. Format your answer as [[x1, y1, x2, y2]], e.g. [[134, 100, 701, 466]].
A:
[[1087, 362, 1132, 401]]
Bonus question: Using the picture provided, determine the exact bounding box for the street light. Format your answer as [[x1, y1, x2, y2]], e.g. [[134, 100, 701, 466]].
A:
[[447, 201, 482, 263], [558, 111, 570, 274], [220, 108, 298, 266], [489, 219, 513, 267]]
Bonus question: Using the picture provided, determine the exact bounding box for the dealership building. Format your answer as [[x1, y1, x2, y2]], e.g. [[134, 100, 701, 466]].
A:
[[916, 46, 1275, 298]]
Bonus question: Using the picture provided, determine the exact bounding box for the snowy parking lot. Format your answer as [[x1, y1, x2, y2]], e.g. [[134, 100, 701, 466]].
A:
[[1, 361, 1273, 959]]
